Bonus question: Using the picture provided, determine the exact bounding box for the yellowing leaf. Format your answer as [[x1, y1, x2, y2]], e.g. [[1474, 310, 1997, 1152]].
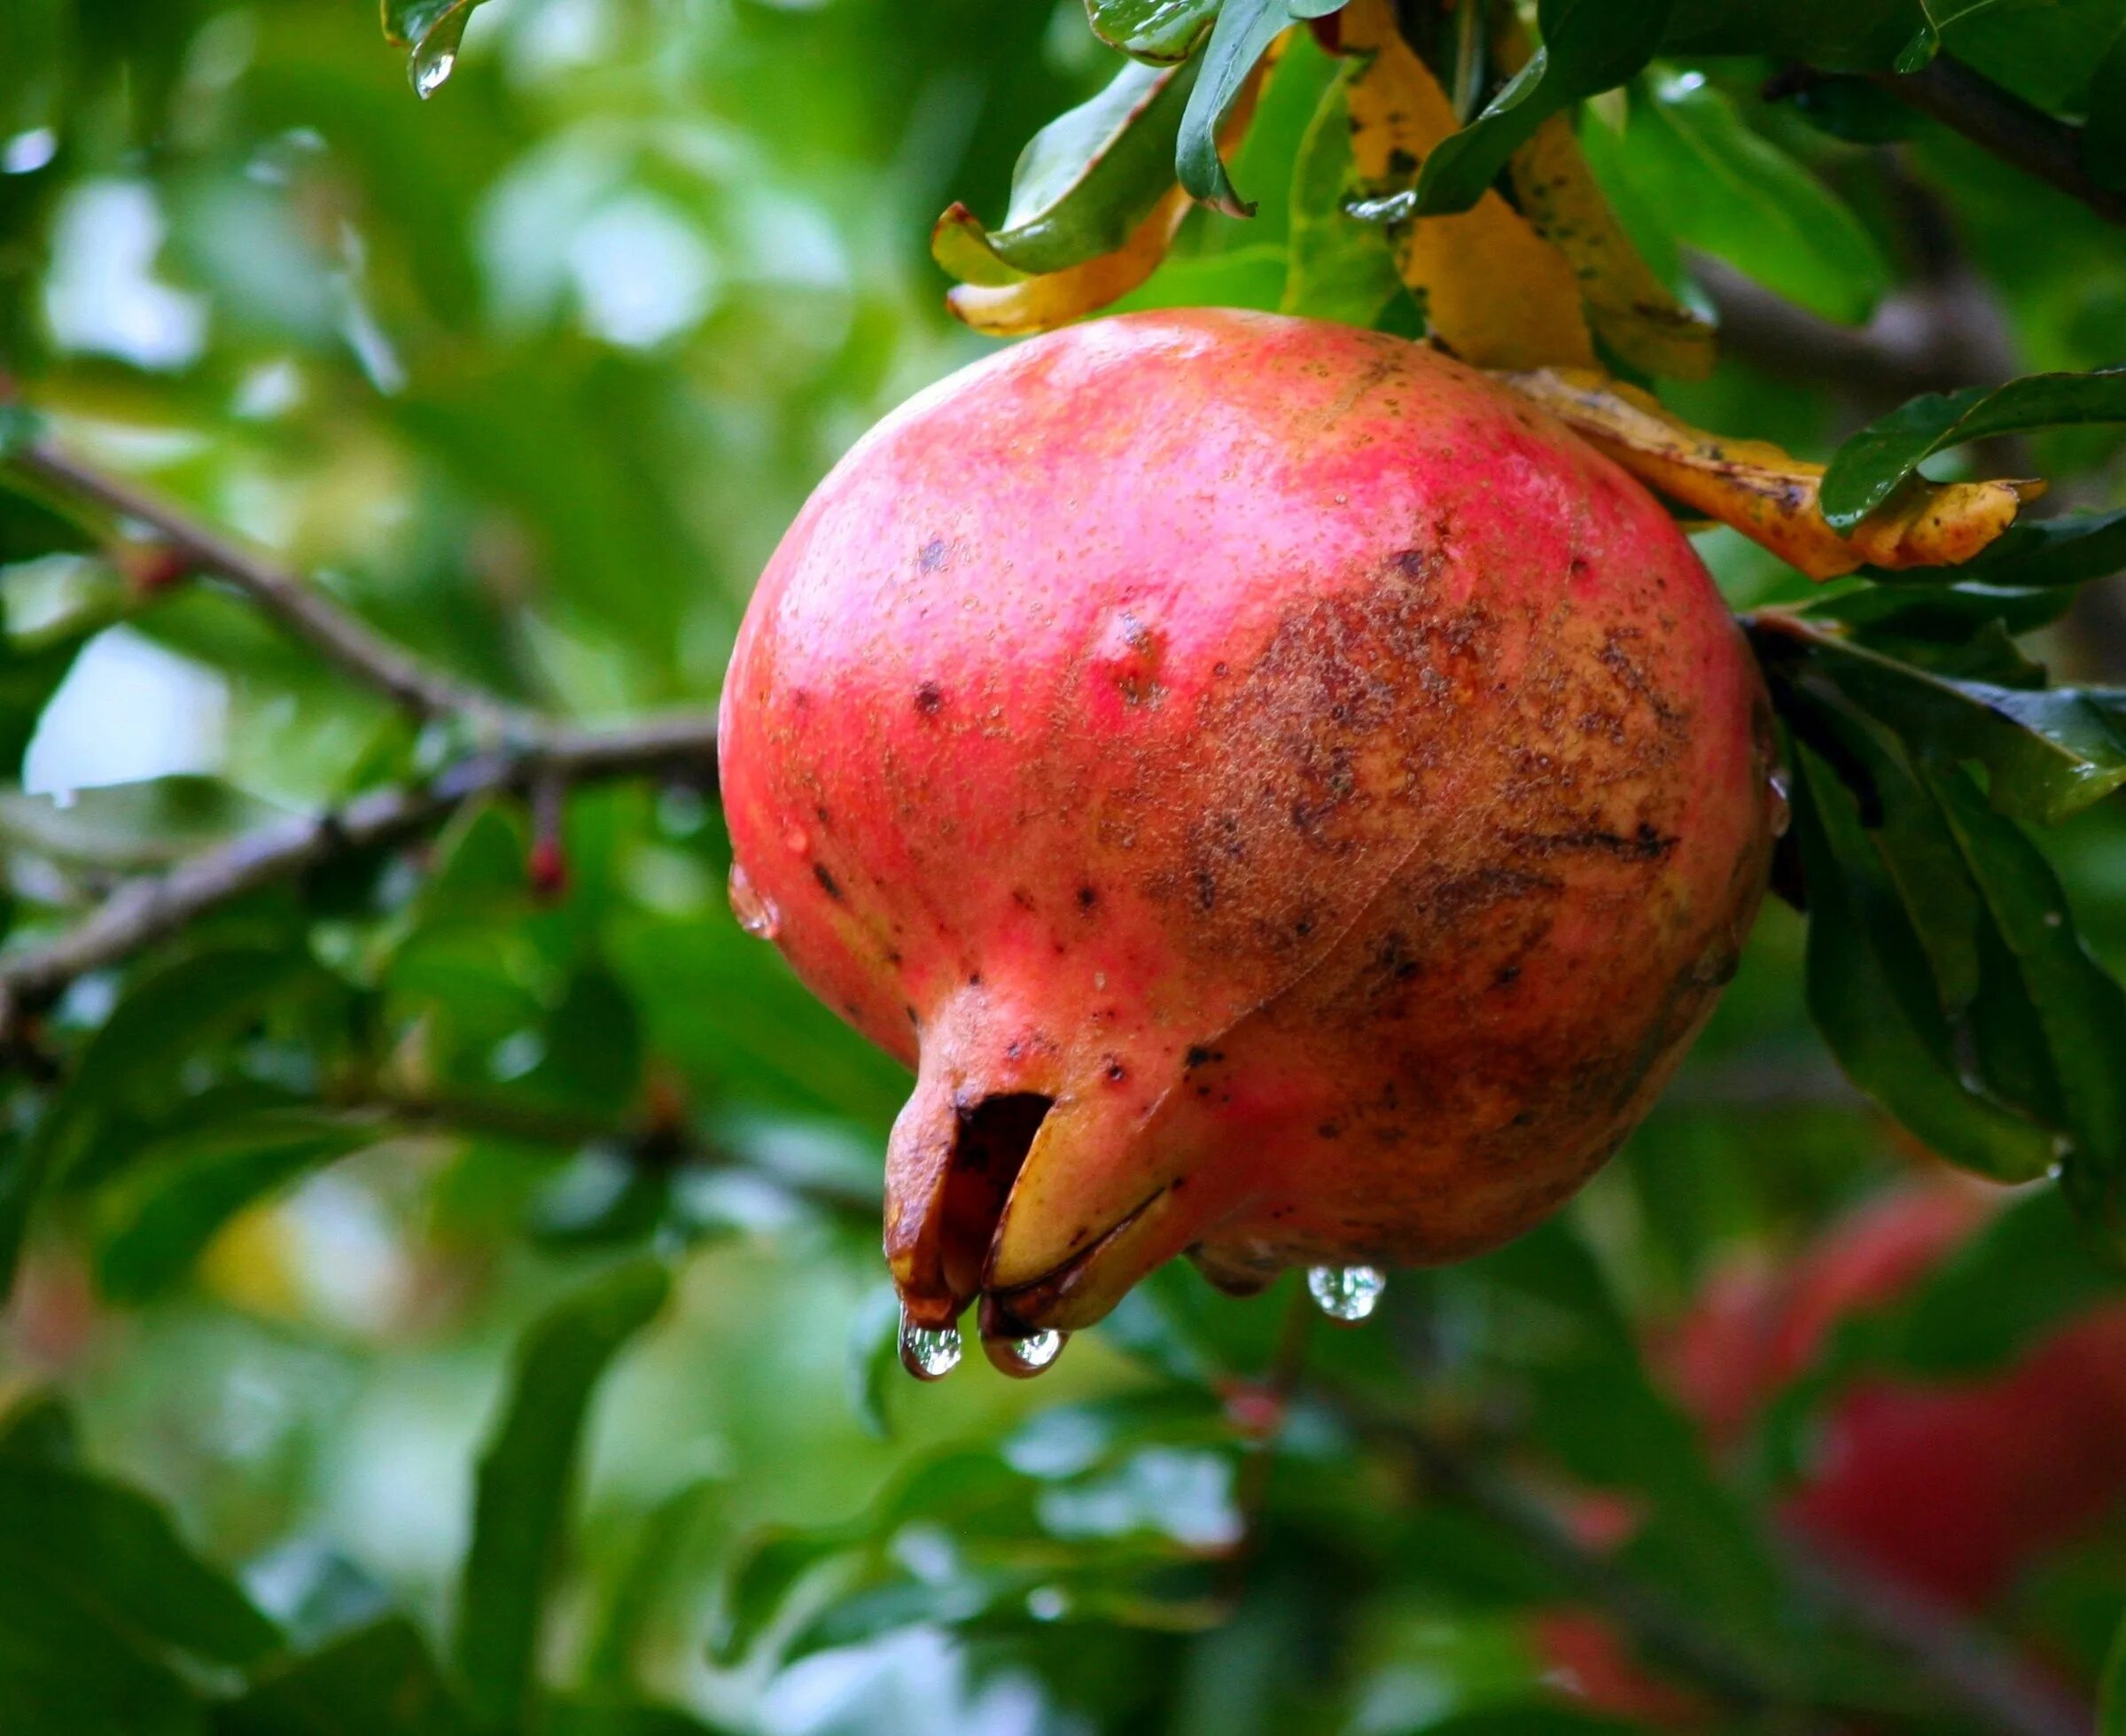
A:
[[946, 43, 1280, 338], [1500, 368, 2038, 580], [1492, 10, 1712, 380], [946, 183, 1199, 335], [1337, 0, 1593, 371]]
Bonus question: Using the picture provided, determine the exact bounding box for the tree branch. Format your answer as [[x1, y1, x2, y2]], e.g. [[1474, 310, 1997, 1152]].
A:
[[11, 438, 533, 729], [1876, 54, 2126, 230], [1780, 1530, 2094, 1736], [0, 712, 718, 1037]]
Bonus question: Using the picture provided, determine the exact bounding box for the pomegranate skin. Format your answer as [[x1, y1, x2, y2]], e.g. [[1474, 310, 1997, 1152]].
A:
[[719, 309, 1775, 1338]]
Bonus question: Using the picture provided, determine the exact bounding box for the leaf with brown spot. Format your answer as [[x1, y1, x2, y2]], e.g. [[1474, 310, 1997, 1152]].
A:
[[1335, 0, 1593, 371], [1499, 368, 2037, 580], [1490, 18, 1712, 380]]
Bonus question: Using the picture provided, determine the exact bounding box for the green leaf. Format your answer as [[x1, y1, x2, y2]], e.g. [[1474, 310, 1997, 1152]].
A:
[[0, 1453, 285, 1670], [934, 59, 1200, 284], [1177, 0, 1289, 217], [1957, 507, 2126, 589], [4, 944, 327, 1302], [1086, 0, 1223, 64], [2089, 19, 2126, 193], [213, 1619, 472, 1736], [1660, 0, 1921, 71], [1788, 745, 2059, 1182], [381, 0, 484, 98], [1821, 368, 2126, 530], [93, 1110, 380, 1303], [1281, 60, 1408, 325], [1618, 73, 1891, 325], [1803, 580, 2073, 640], [453, 1258, 672, 1733], [1413, 0, 1677, 217], [1757, 614, 2126, 823], [1927, 764, 2126, 1205]]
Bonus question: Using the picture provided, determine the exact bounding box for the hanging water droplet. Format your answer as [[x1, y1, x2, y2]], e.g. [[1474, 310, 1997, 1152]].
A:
[[727, 860, 781, 939], [899, 1307, 962, 1382], [410, 39, 456, 99], [1766, 767, 1793, 839], [1307, 1264, 1386, 1322], [984, 1327, 1066, 1379]]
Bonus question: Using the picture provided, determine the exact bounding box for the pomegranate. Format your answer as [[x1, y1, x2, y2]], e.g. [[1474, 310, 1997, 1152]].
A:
[[1544, 1183, 2126, 1720], [1668, 1183, 2126, 1609], [718, 309, 1776, 1371]]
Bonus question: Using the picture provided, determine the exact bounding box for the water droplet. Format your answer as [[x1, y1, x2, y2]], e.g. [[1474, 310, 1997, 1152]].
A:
[[899, 1307, 962, 1382], [783, 823, 810, 856], [411, 41, 456, 99], [1766, 767, 1793, 838], [1307, 1264, 1386, 1322], [727, 861, 781, 939], [984, 1327, 1066, 1379]]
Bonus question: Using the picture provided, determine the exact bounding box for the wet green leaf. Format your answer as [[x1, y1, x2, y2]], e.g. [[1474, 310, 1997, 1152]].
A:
[[1757, 614, 2126, 823], [1822, 368, 2126, 529], [454, 1257, 671, 1733], [1086, 0, 1223, 64], [1927, 764, 2126, 1205], [1789, 745, 2059, 1181], [1413, 0, 1677, 216]]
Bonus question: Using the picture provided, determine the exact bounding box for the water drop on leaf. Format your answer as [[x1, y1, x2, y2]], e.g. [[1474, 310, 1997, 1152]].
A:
[[1307, 1264, 1385, 1322]]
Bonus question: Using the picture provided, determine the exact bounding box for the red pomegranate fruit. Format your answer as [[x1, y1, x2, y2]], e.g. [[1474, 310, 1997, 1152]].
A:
[[718, 309, 1777, 1372], [1542, 1182, 2126, 1721]]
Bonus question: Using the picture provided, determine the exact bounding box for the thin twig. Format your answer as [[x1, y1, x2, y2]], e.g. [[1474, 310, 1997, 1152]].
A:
[[0, 712, 719, 1038], [11, 439, 532, 728], [1875, 54, 2126, 229], [1780, 1529, 2093, 1736]]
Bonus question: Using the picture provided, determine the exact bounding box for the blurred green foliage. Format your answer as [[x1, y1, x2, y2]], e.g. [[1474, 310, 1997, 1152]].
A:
[[2, 1, 2126, 1732]]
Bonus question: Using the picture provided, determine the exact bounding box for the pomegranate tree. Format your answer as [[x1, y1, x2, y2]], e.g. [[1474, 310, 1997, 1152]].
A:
[[719, 308, 1778, 1374]]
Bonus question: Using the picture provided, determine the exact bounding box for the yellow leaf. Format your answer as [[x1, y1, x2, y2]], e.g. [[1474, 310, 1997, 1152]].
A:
[[1337, 0, 1593, 371], [1488, 17, 1713, 380], [1500, 368, 2038, 580], [946, 38, 1282, 338], [1508, 117, 1716, 379]]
